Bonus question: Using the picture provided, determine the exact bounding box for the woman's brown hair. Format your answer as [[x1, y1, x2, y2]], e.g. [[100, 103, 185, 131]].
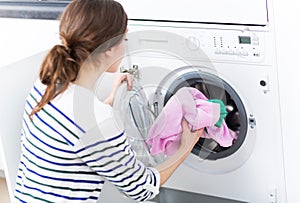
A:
[[30, 0, 128, 117]]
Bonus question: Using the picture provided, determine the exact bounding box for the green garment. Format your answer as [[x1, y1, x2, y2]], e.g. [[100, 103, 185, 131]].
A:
[[207, 99, 228, 127]]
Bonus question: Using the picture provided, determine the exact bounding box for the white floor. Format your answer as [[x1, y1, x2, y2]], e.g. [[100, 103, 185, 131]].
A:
[[0, 178, 10, 203]]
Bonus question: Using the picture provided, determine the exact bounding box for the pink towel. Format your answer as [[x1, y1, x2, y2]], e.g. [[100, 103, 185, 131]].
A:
[[147, 87, 236, 155]]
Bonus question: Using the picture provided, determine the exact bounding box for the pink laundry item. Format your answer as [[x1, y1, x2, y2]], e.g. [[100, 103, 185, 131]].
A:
[[147, 87, 237, 156]]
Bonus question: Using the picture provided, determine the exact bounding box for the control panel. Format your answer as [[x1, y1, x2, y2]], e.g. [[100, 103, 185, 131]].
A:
[[211, 31, 262, 61], [171, 27, 265, 63], [127, 22, 267, 63], [214, 35, 260, 55]]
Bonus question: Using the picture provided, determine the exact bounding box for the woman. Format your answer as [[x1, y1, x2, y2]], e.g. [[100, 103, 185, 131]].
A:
[[14, 0, 202, 202]]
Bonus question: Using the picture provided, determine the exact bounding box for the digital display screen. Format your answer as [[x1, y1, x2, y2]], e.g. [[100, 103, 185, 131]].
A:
[[239, 36, 251, 44]]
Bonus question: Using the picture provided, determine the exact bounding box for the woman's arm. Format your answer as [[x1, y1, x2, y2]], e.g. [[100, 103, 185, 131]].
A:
[[155, 119, 203, 186]]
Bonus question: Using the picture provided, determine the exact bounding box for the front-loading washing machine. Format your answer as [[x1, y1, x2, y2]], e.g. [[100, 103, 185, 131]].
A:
[[95, 1, 287, 202], [100, 20, 287, 203]]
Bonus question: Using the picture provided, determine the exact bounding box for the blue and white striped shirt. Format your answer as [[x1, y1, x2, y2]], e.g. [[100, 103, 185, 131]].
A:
[[14, 79, 160, 202]]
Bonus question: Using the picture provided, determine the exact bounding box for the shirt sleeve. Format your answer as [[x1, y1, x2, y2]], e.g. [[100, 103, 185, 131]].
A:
[[73, 117, 160, 202]]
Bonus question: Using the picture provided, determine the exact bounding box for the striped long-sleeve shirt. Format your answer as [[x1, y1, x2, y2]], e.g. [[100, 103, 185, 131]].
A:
[[14, 79, 160, 202]]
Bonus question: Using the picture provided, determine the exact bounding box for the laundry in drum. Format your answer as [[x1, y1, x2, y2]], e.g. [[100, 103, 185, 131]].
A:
[[147, 87, 237, 156], [206, 99, 228, 127]]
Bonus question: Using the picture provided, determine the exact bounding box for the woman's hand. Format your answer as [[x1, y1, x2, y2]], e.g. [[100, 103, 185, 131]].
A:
[[179, 119, 203, 152], [104, 73, 133, 106]]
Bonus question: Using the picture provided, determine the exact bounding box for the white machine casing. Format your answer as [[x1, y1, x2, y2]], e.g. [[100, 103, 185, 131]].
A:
[[111, 0, 287, 202]]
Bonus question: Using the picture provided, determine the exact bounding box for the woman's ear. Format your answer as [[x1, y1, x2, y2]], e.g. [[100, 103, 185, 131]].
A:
[[104, 47, 114, 57]]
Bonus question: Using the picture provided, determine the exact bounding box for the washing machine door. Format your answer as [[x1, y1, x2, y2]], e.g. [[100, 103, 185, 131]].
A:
[[152, 66, 256, 173], [113, 66, 255, 173], [112, 81, 164, 167]]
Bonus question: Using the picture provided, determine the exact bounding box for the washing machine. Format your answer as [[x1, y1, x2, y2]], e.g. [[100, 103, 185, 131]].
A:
[[97, 1, 287, 202]]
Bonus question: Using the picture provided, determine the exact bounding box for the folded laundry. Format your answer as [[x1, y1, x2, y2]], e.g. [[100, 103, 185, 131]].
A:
[[147, 87, 237, 155]]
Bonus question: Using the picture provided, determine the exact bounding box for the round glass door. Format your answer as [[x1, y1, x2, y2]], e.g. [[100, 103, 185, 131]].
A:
[[113, 81, 164, 166], [113, 66, 255, 173], [154, 67, 248, 161]]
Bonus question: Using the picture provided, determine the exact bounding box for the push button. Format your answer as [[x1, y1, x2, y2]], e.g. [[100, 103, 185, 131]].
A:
[[215, 49, 221, 54], [241, 51, 249, 56], [221, 50, 228, 54], [252, 36, 259, 46], [227, 50, 234, 55], [234, 51, 241, 56]]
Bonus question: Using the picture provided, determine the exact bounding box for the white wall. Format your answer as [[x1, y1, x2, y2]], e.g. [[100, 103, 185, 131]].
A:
[[0, 17, 60, 200], [272, 0, 300, 202], [0, 18, 59, 68]]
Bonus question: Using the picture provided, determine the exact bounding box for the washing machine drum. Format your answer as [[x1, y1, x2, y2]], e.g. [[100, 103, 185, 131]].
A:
[[156, 70, 248, 161], [113, 69, 248, 164]]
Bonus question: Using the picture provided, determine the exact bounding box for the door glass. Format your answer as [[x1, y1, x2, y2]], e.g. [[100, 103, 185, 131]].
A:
[[113, 81, 165, 166]]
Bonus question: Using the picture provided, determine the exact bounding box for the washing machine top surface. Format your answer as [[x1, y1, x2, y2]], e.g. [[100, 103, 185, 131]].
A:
[[117, 0, 268, 26]]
